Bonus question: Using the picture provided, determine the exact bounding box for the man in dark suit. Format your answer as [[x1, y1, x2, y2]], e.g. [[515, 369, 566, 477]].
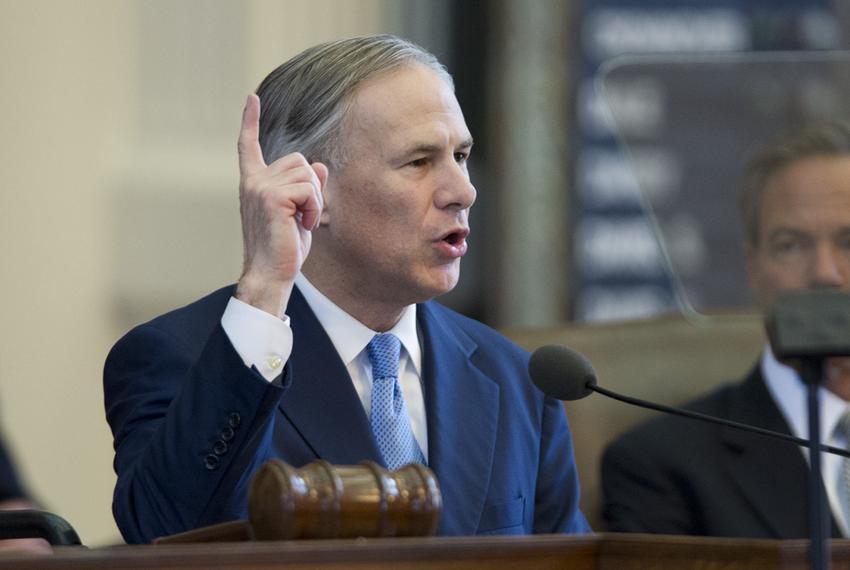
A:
[[602, 121, 850, 538], [104, 34, 589, 544]]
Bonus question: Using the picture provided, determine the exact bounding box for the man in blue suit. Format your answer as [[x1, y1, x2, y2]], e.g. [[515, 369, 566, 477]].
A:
[[104, 34, 589, 544]]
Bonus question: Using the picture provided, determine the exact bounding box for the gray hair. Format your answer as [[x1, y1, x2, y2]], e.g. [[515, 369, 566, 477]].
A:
[[256, 34, 453, 169], [741, 120, 850, 245]]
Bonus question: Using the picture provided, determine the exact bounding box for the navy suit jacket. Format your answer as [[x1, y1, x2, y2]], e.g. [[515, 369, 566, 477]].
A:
[[602, 367, 841, 538], [105, 286, 589, 543]]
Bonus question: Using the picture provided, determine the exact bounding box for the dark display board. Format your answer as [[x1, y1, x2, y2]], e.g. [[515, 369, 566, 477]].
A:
[[574, 0, 840, 321]]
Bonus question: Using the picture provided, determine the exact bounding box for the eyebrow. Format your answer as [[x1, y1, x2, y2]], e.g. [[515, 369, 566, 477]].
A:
[[765, 228, 810, 242], [768, 228, 807, 238], [400, 138, 475, 157], [767, 227, 850, 241]]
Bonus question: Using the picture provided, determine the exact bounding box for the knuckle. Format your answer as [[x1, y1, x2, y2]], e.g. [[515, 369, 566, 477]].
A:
[[271, 152, 303, 171], [293, 165, 314, 181]]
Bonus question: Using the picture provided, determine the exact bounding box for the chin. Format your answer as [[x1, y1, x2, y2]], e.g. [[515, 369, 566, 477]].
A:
[[414, 271, 459, 302], [436, 267, 461, 293]]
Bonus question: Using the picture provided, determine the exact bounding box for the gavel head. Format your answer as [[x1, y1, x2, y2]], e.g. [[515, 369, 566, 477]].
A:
[[248, 459, 442, 540]]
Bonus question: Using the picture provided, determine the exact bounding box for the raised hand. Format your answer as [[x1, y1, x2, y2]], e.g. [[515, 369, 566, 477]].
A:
[[234, 94, 328, 317]]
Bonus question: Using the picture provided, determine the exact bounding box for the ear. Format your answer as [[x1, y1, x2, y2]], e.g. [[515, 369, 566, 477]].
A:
[[311, 162, 331, 226]]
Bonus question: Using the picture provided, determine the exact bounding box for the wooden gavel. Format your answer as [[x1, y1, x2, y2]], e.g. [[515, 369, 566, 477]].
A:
[[156, 460, 442, 543]]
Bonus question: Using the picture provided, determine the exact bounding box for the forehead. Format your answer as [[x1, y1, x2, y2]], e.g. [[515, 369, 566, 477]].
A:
[[759, 155, 850, 233], [344, 64, 470, 150]]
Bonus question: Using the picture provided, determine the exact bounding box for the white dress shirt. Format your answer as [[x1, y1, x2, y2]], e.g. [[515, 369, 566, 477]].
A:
[[219, 273, 428, 460], [762, 346, 850, 536]]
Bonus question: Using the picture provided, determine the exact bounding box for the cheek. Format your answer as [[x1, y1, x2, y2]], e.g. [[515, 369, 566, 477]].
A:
[[748, 262, 784, 309], [767, 265, 807, 290], [334, 176, 432, 252], [750, 256, 806, 291], [372, 200, 429, 242]]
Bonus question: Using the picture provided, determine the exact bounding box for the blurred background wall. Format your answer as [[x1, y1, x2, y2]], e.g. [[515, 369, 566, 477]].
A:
[[1, 0, 849, 545]]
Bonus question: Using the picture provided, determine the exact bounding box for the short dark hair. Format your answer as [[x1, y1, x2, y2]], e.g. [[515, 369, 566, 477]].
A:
[[741, 120, 850, 245], [255, 34, 452, 169]]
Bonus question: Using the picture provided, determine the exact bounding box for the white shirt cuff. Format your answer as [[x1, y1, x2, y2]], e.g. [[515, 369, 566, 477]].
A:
[[221, 296, 293, 382]]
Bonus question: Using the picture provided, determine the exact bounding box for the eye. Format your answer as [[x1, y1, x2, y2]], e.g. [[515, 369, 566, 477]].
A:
[[771, 239, 802, 257], [454, 151, 469, 164], [406, 157, 428, 168], [773, 238, 799, 252], [768, 233, 810, 259]]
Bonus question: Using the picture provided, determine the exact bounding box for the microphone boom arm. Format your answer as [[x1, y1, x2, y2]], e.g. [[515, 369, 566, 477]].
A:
[[590, 384, 850, 459]]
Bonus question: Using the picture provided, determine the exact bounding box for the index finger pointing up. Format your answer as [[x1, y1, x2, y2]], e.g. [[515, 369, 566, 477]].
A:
[[238, 94, 266, 173]]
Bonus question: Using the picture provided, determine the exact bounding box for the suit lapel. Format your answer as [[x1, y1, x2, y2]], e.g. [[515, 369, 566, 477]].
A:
[[276, 293, 502, 534], [278, 287, 383, 464], [419, 302, 500, 535], [720, 368, 841, 538]]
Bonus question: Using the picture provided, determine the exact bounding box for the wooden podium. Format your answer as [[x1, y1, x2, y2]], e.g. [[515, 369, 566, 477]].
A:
[[2, 534, 850, 569]]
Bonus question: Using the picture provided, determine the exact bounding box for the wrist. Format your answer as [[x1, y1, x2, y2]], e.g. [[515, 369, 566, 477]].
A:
[[235, 273, 295, 318]]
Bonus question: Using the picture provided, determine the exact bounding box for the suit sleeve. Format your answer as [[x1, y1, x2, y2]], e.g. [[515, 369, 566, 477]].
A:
[[601, 433, 698, 534], [104, 322, 287, 543], [534, 396, 591, 534]]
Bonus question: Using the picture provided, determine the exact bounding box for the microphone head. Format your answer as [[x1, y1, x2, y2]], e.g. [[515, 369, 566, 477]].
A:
[[528, 345, 598, 401]]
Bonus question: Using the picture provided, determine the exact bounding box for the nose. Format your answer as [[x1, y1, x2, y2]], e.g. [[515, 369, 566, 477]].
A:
[[435, 162, 476, 211], [810, 243, 846, 288]]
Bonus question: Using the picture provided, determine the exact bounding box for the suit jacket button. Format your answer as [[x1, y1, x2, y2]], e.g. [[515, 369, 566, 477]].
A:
[[228, 413, 241, 428], [220, 426, 235, 442], [204, 454, 219, 470], [213, 440, 228, 456]]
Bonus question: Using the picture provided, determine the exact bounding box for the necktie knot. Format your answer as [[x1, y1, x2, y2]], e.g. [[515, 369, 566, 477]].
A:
[[367, 333, 401, 380]]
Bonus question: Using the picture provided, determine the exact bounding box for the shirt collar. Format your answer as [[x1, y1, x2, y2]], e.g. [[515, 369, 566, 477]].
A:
[[762, 345, 849, 440], [294, 273, 421, 373]]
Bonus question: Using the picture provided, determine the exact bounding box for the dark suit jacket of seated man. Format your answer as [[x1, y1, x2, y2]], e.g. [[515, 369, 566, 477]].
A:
[[602, 120, 850, 539], [104, 34, 589, 544]]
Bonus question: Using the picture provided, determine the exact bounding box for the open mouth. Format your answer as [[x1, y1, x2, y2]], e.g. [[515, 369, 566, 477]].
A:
[[441, 229, 469, 246]]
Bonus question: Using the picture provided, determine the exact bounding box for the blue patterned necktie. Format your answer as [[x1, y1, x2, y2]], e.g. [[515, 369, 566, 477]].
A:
[[367, 333, 425, 470]]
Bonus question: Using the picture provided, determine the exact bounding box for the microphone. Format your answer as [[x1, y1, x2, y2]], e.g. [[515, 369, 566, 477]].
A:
[[529, 344, 850, 459]]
